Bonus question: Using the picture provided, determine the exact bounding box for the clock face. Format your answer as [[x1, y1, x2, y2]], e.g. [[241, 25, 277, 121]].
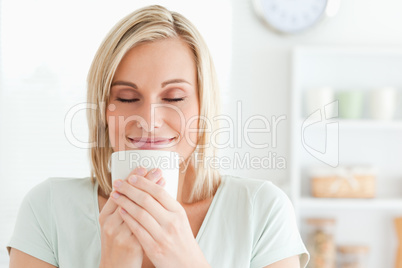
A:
[[254, 0, 329, 34]]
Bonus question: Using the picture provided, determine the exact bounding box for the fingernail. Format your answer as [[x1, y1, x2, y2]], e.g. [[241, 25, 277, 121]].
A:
[[129, 175, 138, 184], [151, 168, 161, 177], [120, 208, 127, 214], [112, 192, 120, 199], [134, 167, 147, 176], [157, 179, 165, 186], [113, 180, 122, 188]]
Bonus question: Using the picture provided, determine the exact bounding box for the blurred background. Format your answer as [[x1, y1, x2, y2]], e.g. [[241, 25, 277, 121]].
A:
[[1, 0, 402, 267]]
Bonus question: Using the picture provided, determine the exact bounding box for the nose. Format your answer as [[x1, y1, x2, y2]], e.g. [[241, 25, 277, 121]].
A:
[[136, 100, 163, 132]]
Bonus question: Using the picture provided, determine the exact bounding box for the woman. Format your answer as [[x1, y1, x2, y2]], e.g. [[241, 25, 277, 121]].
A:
[[7, 5, 309, 268]]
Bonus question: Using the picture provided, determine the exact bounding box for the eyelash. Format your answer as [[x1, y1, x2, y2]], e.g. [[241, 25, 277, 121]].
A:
[[116, 98, 185, 103]]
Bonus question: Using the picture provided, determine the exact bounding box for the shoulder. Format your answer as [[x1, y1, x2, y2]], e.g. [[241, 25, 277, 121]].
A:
[[48, 176, 94, 193], [24, 177, 94, 206], [220, 174, 294, 220], [221, 174, 289, 205], [27, 176, 93, 194]]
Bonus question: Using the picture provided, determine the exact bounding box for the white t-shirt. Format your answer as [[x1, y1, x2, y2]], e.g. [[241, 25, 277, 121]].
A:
[[6, 175, 309, 267]]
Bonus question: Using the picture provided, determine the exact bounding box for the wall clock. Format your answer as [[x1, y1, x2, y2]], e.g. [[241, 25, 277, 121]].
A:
[[252, 0, 339, 34]]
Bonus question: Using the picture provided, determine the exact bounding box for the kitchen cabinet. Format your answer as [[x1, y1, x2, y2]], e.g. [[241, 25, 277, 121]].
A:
[[290, 46, 402, 267]]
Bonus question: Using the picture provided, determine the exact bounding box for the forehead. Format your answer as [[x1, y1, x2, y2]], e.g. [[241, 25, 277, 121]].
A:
[[114, 38, 197, 82]]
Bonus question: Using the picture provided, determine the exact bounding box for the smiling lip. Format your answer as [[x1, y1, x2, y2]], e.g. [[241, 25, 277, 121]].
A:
[[128, 137, 176, 149]]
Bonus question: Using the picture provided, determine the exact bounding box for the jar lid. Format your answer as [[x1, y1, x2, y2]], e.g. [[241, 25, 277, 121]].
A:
[[309, 165, 378, 177], [337, 245, 370, 254], [306, 218, 336, 226]]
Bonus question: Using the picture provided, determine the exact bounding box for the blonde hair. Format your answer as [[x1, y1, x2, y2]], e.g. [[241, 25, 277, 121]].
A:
[[87, 5, 221, 203]]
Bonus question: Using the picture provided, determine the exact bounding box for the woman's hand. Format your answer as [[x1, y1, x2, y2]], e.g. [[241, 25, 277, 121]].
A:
[[98, 167, 165, 268], [111, 169, 210, 268]]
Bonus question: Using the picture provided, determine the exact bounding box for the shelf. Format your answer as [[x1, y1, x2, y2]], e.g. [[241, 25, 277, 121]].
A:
[[337, 120, 402, 129], [300, 197, 402, 210], [298, 119, 402, 130], [291, 46, 402, 268]]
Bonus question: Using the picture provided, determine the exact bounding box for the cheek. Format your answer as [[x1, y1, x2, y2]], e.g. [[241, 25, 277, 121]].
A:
[[182, 106, 200, 148], [106, 109, 134, 150], [188, 118, 199, 148], [106, 110, 119, 148], [163, 104, 199, 148]]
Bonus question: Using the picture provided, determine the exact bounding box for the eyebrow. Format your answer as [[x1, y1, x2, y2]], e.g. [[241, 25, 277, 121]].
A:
[[111, 79, 191, 89]]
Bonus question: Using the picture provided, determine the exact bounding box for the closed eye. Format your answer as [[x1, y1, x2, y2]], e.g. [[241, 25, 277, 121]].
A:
[[116, 97, 185, 103], [116, 98, 139, 103], [163, 98, 185, 102]]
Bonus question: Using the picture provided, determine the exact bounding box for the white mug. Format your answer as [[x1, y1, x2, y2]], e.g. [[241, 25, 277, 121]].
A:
[[111, 150, 180, 199], [370, 87, 397, 121], [305, 87, 335, 117]]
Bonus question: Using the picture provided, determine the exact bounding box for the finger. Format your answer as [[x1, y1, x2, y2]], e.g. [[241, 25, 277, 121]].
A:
[[119, 166, 147, 183], [109, 206, 124, 225], [132, 166, 147, 177], [119, 207, 157, 255], [100, 208, 124, 237], [112, 193, 164, 241], [114, 178, 169, 222], [112, 166, 148, 192], [101, 167, 158, 216], [112, 180, 167, 224], [145, 168, 162, 183], [114, 207, 137, 240], [156, 177, 166, 186], [99, 193, 119, 216], [128, 175, 179, 212], [142, 168, 165, 186]]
